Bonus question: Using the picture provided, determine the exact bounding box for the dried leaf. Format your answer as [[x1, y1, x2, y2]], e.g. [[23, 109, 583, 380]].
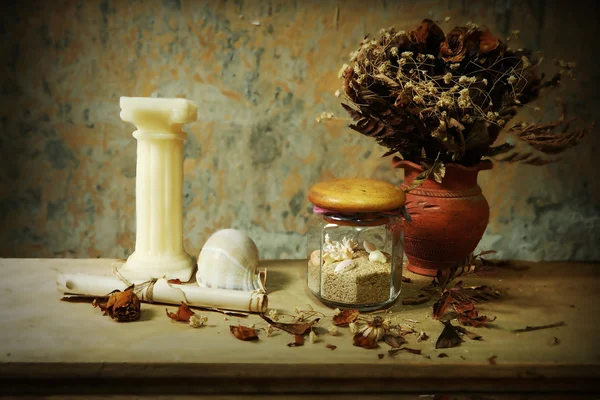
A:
[[388, 347, 422, 356], [353, 333, 379, 349], [166, 302, 196, 322], [93, 286, 141, 322], [167, 278, 182, 284], [287, 334, 305, 347], [401, 275, 412, 283], [454, 325, 483, 340], [230, 325, 259, 341], [402, 294, 431, 305], [488, 355, 498, 364], [438, 353, 449, 358], [378, 353, 385, 359], [404, 160, 445, 191], [512, 321, 565, 333], [417, 331, 429, 342], [326, 344, 337, 351], [383, 334, 407, 349], [332, 309, 360, 326], [261, 314, 320, 335], [432, 290, 453, 319], [435, 321, 463, 349]]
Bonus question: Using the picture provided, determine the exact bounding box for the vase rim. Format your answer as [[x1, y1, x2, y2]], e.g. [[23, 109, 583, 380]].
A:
[[392, 157, 493, 172]]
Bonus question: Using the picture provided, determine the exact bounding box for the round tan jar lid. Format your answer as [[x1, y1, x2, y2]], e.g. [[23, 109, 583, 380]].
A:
[[308, 178, 406, 213]]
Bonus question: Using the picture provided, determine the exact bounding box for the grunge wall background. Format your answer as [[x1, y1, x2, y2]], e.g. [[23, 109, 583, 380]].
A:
[[0, 0, 598, 261]]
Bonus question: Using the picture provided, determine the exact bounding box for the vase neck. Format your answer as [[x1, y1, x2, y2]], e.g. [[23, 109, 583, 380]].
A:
[[396, 160, 491, 193]]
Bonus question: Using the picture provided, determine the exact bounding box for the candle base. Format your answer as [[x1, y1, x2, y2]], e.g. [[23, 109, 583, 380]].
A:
[[120, 251, 195, 282]]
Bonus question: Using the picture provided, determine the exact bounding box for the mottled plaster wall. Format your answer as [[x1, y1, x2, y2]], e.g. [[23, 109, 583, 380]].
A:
[[0, 0, 598, 261]]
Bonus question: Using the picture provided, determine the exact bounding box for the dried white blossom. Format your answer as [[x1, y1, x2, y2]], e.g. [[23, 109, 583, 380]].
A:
[[264, 324, 274, 337], [482, 78, 488, 85], [459, 75, 477, 84], [413, 95, 424, 104], [444, 16, 451, 22], [309, 331, 318, 344], [401, 51, 414, 58], [390, 47, 398, 57], [189, 315, 208, 328], [443, 72, 453, 85], [333, 308, 341, 316], [328, 325, 339, 336], [338, 63, 349, 79], [268, 309, 280, 321], [521, 56, 531, 69], [334, 89, 341, 97], [450, 63, 461, 71], [534, 106, 541, 112]]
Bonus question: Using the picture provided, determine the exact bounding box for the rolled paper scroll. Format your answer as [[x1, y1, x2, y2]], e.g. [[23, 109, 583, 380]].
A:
[[57, 273, 267, 313]]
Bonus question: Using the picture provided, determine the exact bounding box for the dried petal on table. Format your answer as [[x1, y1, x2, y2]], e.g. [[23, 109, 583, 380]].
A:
[[166, 302, 196, 322], [326, 344, 337, 351], [488, 355, 498, 364], [167, 278, 182, 284], [401, 275, 412, 283], [549, 337, 560, 346], [432, 290, 453, 319], [353, 333, 379, 349], [454, 303, 496, 327], [332, 308, 360, 326], [378, 354, 385, 359], [388, 347, 422, 356], [402, 294, 431, 305], [230, 325, 259, 341], [454, 325, 483, 340], [260, 313, 320, 335], [435, 321, 463, 349], [417, 331, 429, 342], [384, 334, 407, 349], [92, 285, 141, 322], [438, 353, 449, 358], [287, 334, 305, 347]]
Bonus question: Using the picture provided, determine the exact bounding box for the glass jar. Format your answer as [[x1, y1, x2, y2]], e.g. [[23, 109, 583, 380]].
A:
[[307, 178, 406, 311]]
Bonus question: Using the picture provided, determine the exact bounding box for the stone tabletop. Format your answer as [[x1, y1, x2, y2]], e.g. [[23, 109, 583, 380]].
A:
[[0, 258, 599, 396]]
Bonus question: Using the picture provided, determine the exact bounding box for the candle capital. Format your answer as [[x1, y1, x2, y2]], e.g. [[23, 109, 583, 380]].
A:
[[120, 97, 198, 133]]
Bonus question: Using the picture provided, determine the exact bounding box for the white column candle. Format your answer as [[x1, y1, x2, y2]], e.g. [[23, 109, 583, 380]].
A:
[[119, 97, 197, 282]]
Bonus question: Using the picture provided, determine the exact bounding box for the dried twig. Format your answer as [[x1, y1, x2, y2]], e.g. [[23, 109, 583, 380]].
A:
[[512, 321, 565, 333]]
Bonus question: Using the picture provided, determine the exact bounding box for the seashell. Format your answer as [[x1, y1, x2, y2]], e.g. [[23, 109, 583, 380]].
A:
[[196, 229, 264, 291], [310, 249, 322, 266], [368, 250, 387, 263], [334, 259, 357, 275], [363, 240, 377, 254]]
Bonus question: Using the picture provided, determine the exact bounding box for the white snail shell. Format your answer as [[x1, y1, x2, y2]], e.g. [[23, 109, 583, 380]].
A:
[[334, 259, 357, 275], [196, 229, 263, 291], [363, 240, 377, 254], [368, 250, 387, 263]]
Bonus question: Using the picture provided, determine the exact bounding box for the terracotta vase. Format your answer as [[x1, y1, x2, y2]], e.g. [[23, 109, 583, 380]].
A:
[[392, 158, 493, 277]]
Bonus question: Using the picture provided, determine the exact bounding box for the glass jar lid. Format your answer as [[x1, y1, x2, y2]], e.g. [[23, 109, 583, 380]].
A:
[[308, 177, 406, 214]]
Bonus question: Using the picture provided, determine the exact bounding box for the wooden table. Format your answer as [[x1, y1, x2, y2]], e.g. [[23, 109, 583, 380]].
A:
[[0, 258, 599, 398]]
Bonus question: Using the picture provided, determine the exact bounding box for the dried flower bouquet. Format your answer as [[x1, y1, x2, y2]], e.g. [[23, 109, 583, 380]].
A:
[[338, 19, 588, 177]]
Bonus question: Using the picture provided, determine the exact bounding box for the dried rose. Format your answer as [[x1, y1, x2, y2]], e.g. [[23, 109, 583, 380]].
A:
[[92, 285, 140, 322], [353, 333, 378, 349], [166, 302, 196, 322], [230, 325, 259, 341], [440, 27, 477, 63], [410, 19, 445, 55]]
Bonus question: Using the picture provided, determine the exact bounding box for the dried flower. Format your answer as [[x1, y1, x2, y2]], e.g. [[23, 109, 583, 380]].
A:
[[309, 331, 318, 343], [357, 316, 391, 342], [443, 73, 453, 84], [189, 314, 208, 328], [264, 324, 274, 337], [444, 16, 451, 22], [93, 286, 141, 322], [349, 322, 359, 334], [338, 18, 589, 176], [267, 309, 279, 321], [328, 325, 339, 336]]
